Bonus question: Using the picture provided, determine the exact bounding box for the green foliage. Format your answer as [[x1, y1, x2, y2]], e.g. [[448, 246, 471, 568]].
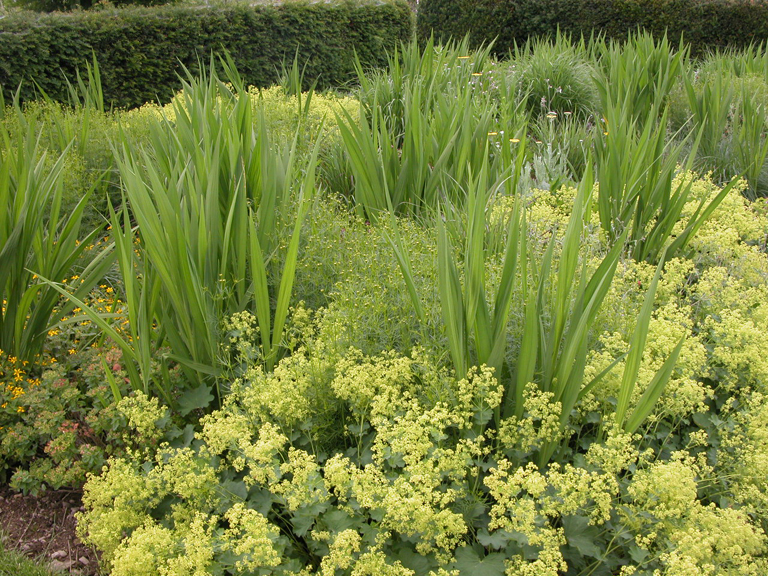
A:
[[0, 537, 55, 576], [677, 58, 768, 198], [416, 0, 515, 51], [0, 0, 414, 110], [338, 37, 521, 219], [0, 286, 184, 494], [0, 99, 114, 362], [594, 32, 687, 127], [288, 198, 445, 358], [417, 0, 768, 57], [355, 36, 496, 144], [8, 38, 768, 576], [526, 113, 595, 184], [336, 87, 496, 219], [593, 100, 738, 263], [433, 151, 527, 383], [511, 33, 599, 122], [56, 58, 323, 414], [15, 0, 173, 13], [0, 68, 363, 490]]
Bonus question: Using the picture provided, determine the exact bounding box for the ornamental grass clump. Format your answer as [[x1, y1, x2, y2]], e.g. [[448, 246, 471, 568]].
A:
[[593, 102, 737, 263], [512, 32, 599, 122], [338, 36, 520, 219], [355, 36, 495, 141], [683, 59, 736, 181], [336, 76, 499, 219], [51, 57, 322, 412], [684, 61, 768, 198], [593, 32, 687, 127], [116, 57, 320, 397]]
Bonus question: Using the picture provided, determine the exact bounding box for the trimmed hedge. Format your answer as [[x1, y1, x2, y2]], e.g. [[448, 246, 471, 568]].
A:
[[0, 0, 414, 109], [417, 0, 768, 56]]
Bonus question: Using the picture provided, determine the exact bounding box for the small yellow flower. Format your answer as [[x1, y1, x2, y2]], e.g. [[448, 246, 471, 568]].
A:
[[510, 138, 520, 143], [69, 349, 77, 355], [17, 406, 25, 414], [487, 132, 498, 136], [471, 72, 483, 76]]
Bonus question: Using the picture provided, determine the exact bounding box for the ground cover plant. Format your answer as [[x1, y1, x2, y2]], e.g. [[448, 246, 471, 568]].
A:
[[0, 535, 56, 576], [2, 34, 768, 575]]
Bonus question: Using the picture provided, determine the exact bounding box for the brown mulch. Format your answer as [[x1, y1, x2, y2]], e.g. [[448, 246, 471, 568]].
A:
[[0, 486, 101, 575]]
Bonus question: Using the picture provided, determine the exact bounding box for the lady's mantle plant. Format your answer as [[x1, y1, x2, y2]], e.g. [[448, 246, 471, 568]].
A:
[[77, 303, 768, 575]]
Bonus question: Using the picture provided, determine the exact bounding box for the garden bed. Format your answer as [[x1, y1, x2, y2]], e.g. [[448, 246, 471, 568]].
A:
[[2, 33, 768, 575]]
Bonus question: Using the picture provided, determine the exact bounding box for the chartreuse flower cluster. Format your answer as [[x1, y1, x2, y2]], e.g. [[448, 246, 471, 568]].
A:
[[79, 297, 768, 576]]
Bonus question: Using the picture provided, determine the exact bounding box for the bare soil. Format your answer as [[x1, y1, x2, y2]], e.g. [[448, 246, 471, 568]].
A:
[[0, 486, 100, 575]]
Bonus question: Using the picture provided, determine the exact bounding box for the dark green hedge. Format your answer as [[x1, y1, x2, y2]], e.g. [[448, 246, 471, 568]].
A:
[[417, 0, 768, 56], [16, 0, 172, 14], [0, 0, 414, 109]]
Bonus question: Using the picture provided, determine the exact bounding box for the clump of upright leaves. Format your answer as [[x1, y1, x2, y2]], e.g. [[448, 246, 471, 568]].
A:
[[594, 32, 687, 127], [512, 31, 599, 121], [339, 36, 514, 219], [0, 94, 113, 362], [594, 101, 736, 263], [52, 56, 322, 413]]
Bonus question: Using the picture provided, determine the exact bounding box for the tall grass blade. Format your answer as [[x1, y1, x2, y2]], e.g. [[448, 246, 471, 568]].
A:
[[624, 337, 685, 433], [437, 214, 469, 378], [615, 251, 667, 430]]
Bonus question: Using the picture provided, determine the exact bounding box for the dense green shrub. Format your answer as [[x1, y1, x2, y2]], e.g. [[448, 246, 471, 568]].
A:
[[415, 0, 515, 49], [417, 0, 768, 56], [13, 0, 173, 15], [0, 0, 413, 109]]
